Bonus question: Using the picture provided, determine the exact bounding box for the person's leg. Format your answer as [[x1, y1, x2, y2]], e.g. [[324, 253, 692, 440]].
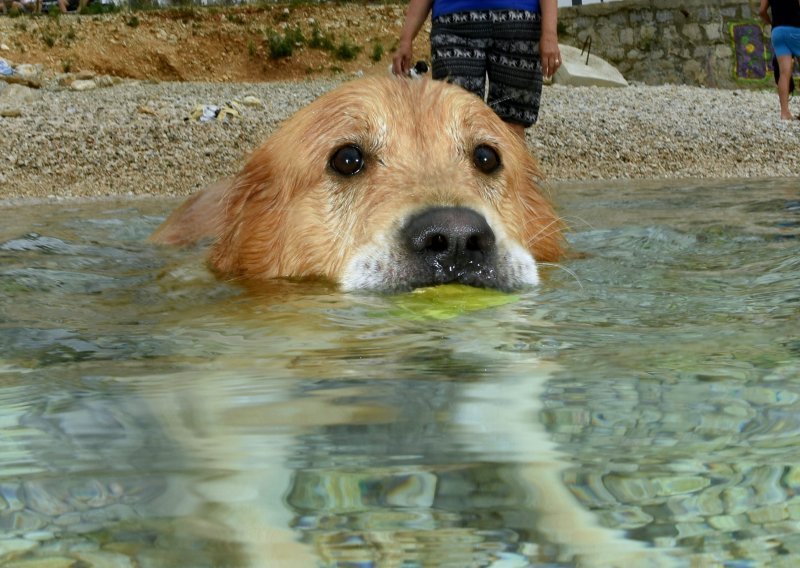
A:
[[430, 12, 490, 102], [771, 27, 800, 119], [486, 10, 542, 138], [777, 54, 794, 120]]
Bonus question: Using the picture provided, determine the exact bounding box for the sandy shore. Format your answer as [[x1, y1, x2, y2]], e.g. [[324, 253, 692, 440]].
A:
[[1, 77, 799, 202]]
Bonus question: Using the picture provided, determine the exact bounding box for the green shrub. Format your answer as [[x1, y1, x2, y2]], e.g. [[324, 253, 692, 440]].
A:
[[83, 2, 117, 14], [334, 37, 361, 61], [266, 30, 292, 58], [309, 23, 334, 51], [42, 32, 56, 48], [370, 42, 384, 63], [227, 12, 245, 25], [265, 24, 305, 59], [284, 24, 305, 46]]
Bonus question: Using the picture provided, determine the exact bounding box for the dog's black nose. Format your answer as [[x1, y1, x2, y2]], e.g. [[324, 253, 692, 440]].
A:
[[401, 207, 498, 287]]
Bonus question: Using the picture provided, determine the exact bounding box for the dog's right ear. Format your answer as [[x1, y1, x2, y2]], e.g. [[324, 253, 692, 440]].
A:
[[208, 145, 295, 281], [149, 177, 232, 247]]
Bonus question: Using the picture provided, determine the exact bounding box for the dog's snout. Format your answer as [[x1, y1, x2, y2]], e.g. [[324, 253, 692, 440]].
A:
[[401, 207, 498, 287], [405, 207, 495, 259]]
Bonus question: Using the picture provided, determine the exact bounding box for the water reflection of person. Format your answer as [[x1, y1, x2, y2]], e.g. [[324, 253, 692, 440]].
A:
[[760, 0, 800, 120]]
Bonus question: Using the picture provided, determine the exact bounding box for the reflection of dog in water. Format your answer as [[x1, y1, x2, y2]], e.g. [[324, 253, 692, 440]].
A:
[[150, 78, 671, 566], [151, 77, 563, 293], [153, 320, 671, 568]]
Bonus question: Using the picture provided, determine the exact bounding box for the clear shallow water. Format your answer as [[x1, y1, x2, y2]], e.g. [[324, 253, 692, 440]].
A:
[[0, 178, 798, 567]]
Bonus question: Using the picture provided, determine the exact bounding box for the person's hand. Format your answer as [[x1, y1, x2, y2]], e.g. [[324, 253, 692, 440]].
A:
[[540, 32, 561, 79], [392, 40, 413, 76]]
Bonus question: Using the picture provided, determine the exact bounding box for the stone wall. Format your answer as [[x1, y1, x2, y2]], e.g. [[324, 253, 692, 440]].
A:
[[557, 0, 765, 87]]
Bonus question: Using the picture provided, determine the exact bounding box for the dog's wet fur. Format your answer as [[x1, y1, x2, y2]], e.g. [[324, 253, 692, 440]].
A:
[[151, 77, 563, 292]]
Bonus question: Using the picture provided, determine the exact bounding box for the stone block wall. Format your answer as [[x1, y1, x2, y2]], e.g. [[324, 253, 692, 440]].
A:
[[557, 0, 764, 87]]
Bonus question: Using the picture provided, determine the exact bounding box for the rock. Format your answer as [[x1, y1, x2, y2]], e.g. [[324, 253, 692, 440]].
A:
[[11, 63, 43, 88], [3, 557, 77, 568], [552, 44, 628, 88], [0, 108, 22, 118], [23, 531, 56, 542], [0, 83, 41, 105], [240, 95, 262, 107], [0, 538, 38, 557], [0, 484, 24, 511], [95, 75, 116, 88], [70, 79, 98, 92], [72, 551, 135, 568], [0, 510, 48, 533], [22, 482, 71, 517]]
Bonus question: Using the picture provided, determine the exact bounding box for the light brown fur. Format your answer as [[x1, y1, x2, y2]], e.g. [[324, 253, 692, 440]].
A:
[[151, 77, 563, 291]]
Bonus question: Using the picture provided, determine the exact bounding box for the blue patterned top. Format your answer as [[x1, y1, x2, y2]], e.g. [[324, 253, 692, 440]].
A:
[[432, 1, 540, 18]]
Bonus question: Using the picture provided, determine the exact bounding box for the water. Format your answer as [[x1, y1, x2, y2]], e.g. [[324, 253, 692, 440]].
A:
[[0, 177, 798, 567]]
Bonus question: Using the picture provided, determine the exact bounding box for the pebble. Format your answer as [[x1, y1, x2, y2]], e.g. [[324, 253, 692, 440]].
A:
[[0, 538, 38, 556], [0, 76, 798, 203], [72, 551, 134, 568], [70, 80, 98, 92], [3, 558, 76, 568], [0, 483, 25, 511]]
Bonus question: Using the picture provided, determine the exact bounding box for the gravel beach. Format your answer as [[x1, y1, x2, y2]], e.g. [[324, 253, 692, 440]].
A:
[[1, 77, 798, 203]]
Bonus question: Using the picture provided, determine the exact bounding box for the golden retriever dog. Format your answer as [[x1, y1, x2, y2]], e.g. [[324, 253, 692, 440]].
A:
[[151, 76, 563, 292], [145, 79, 676, 567]]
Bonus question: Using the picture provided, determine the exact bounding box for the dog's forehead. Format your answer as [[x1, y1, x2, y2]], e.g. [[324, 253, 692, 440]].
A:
[[301, 77, 505, 146]]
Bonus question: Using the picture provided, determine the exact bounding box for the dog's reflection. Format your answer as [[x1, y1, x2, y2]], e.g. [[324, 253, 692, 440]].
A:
[[146, 310, 667, 568]]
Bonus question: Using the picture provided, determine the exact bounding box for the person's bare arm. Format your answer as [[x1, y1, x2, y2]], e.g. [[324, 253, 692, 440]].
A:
[[392, 0, 434, 75], [540, 0, 561, 78], [759, 0, 771, 26]]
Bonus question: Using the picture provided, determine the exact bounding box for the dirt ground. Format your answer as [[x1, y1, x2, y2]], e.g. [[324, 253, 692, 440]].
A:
[[0, 2, 427, 82]]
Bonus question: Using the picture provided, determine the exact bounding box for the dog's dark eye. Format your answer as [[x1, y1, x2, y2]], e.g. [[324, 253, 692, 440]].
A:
[[473, 145, 501, 174], [330, 145, 365, 176]]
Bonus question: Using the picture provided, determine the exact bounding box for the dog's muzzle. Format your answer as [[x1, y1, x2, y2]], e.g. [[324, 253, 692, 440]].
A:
[[400, 206, 500, 289]]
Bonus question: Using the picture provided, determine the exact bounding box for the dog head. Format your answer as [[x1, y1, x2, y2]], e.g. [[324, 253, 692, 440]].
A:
[[209, 77, 562, 292]]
